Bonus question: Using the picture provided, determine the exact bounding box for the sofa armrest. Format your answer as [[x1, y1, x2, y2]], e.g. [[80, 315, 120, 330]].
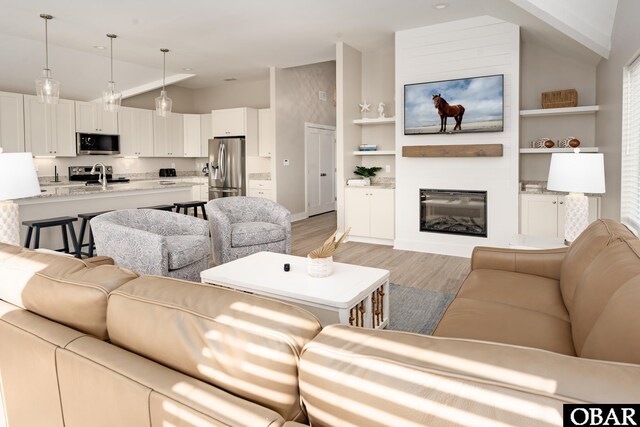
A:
[[82, 256, 114, 267], [298, 326, 640, 427], [471, 246, 568, 280]]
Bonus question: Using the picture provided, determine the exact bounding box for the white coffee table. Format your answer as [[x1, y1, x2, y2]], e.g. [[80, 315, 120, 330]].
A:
[[200, 251, 390, 328]]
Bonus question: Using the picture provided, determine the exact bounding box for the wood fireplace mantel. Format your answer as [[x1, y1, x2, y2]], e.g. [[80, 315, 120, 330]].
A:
[[402, 144, 503, 158]]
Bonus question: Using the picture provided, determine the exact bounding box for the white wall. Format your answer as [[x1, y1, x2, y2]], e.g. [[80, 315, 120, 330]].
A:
[[336, 43, 362, 231], [395, 16, 520, 257], [192, 79, 270, 112]]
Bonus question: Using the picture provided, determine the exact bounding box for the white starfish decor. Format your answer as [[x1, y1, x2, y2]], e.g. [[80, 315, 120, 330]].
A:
[[359, 100, 371, 113]]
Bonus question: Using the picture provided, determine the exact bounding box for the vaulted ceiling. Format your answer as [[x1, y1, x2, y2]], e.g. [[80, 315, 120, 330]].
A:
[[0, 0, 618, 101]]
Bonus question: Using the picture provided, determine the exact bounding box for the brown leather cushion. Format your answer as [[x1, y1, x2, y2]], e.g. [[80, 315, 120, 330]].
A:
[[107, 276, 322, 421], [457, 269, 568, 321], [560, 220, 636, 312], [299, 325, 574, 426], [434, 297, 575, 355], [572, 240, 640, 360], [0, 243, 137, 340], [580, 275, 640, 364]]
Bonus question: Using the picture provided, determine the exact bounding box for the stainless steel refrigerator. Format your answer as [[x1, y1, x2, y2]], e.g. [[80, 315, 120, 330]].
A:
[[208, 137, 246, 199]]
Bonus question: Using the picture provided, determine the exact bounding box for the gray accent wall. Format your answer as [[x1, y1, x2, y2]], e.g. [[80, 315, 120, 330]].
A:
[[596, 0, 640, 220], [272, 61, 336, 215]]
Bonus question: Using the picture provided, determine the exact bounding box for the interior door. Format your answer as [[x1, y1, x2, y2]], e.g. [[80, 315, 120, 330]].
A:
[[306, 125, 336, 216]]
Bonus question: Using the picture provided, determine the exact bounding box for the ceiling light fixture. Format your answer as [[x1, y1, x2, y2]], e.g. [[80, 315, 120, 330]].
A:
[[182, 67, 192, 71], [93, 45, 106, 50], [35, 14, 59, 104], [102, 34, 122, 112], [432, 3, 449, 9], [155, 48, 172, 117]]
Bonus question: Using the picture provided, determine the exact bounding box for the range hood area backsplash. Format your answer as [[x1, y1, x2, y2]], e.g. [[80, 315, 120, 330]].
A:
[[33, 156, 206, 184]]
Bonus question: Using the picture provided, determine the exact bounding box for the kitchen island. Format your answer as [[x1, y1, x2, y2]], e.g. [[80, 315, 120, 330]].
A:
[[17, 179, 206, 252]]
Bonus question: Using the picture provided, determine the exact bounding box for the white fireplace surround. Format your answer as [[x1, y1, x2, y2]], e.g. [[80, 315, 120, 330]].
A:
[[394, 16, 520, 257]]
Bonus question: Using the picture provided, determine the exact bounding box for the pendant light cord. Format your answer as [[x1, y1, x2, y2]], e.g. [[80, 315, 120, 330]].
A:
[[44, 17, 49, 70], [162, 50, 166, 90], [110, 36, 113, 82]]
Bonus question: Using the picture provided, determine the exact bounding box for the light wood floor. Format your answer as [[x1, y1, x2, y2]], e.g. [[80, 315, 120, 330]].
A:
[[292, 211, 469, 293]]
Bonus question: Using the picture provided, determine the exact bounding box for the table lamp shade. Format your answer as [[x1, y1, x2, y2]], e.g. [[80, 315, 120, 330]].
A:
[[547, 152, 605, 194], [0, 153, 41, 200], [0, 152, 41, 246]]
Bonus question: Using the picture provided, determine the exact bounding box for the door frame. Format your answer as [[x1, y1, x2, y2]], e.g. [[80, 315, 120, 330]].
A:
[[304, 122, 337, 218]]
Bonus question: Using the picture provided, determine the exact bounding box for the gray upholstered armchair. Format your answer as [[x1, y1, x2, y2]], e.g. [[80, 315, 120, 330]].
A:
[[91, 209, 210, 281], [205, 197, 291, 265]]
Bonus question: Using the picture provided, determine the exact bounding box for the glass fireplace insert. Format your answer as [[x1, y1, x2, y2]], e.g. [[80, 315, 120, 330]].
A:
[[420, 189, 487, 237]]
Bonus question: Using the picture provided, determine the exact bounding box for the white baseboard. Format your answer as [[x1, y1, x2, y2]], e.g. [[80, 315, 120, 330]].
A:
[[347, 235, 395, 246], [291, 212, 309, 222]]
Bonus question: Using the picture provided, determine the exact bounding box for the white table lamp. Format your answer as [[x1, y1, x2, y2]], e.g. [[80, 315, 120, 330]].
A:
[[0, 152, 42, 245], [547, 149, 605, 243]]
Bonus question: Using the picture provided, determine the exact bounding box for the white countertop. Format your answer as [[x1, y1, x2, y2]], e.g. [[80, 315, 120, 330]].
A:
[[25, 179, 201, 200]]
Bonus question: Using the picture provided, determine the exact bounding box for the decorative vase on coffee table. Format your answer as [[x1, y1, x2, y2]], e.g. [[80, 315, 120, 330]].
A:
[[307, 256, 333, 278]]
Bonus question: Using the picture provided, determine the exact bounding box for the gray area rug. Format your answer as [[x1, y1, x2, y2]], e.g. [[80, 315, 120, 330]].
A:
[[388, 283, 455, 335]]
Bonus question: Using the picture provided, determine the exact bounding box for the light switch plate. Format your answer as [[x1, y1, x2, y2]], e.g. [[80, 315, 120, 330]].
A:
[[319, 91, 327, 101], [385, 165, 391, 172]]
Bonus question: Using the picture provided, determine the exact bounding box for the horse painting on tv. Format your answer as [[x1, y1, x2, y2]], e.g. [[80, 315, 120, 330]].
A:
[[404, 74, 503, 135]]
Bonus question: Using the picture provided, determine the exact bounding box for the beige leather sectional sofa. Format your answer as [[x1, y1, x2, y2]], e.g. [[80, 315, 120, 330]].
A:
[[1, 219, 639, 427]]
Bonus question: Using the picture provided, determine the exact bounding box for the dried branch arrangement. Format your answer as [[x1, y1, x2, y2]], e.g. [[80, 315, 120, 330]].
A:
[[308, 228, 351, 259]]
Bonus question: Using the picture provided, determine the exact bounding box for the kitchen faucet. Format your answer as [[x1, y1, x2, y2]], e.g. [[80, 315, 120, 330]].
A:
[[90, 163, 107, 190]]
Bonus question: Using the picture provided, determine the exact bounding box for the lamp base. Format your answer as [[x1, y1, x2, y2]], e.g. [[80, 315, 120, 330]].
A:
[[564, 192, 589, 243], [0, 200, 20, 246]]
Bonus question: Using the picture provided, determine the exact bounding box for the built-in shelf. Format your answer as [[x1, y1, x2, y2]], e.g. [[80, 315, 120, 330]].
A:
[[352, 150, 396, 156], [353, 117, 396, 125], [519, 105, 599, 117], [519, 147, 599, 154]]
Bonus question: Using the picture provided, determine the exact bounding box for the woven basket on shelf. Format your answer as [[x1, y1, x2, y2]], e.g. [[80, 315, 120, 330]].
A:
[[541, 89, 578, 109]]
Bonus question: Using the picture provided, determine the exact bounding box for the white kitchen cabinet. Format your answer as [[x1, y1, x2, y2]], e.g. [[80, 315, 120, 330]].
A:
[[520, 193, 601, 238], [0, 91, 24, 153], [258, 108, 273, 157], [118, 107, 154, 157], [200, 113, 212, 157], [153, 113, 184, 157], [24, 95, 76, 157], [75, 101, 118, 134], [248, 180, 274, 201], [212, 107, 258, 156], [183, 114, 202, 157], [345, 187, 395, 240]]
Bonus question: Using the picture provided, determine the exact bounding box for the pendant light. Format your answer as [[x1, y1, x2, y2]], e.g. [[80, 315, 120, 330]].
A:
[[35, 14, 59, 104], [155, 48, 172, 117], [102, 34, 122, 112]]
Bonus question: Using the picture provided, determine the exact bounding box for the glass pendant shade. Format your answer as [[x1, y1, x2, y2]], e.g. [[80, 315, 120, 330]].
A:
[[103, 34, 121, 112], [36, 14, 59, 104], [155, 48, 172, 117], [103, 81, 122, 112], [36, 68, 60, 104], [155, 90, 172, 117]]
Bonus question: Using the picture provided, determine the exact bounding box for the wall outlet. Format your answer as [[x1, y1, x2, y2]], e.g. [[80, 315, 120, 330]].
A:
[[171, 163, 175, 168], [385, 164, 391, 173], [319, 91, 327, 101], [283, 159, 290, 166]]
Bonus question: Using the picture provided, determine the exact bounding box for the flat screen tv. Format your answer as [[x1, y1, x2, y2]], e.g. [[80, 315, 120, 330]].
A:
[[404, 74, 504, 135]]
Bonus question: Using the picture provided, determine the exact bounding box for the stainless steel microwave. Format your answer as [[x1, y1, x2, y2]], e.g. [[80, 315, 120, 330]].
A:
[[76, 133, 120, 155]]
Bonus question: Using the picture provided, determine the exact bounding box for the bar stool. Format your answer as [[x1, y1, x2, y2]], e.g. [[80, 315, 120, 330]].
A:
[[138, 204, 174, 212], [23, 216, 80, 257], [77, 211, 111, 258], [174, 201, 208, 219]]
